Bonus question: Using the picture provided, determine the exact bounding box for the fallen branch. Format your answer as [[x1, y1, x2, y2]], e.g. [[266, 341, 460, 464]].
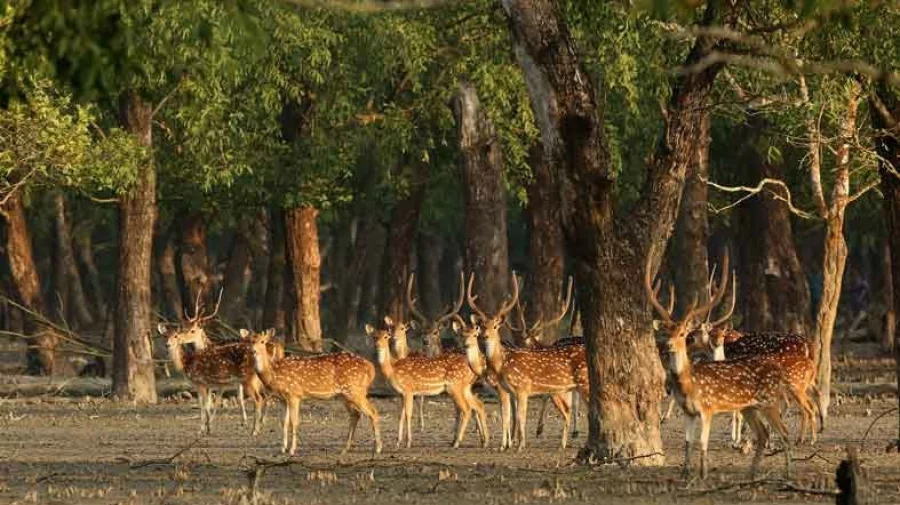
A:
[[126, 437, 205, 469], [862, 407, 898, 442]]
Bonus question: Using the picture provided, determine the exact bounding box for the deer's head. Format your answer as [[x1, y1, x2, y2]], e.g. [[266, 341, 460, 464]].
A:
[[507, 276, 573, 347], [156, 288, 223, 349], [466, 272, 519, 344], [406, 271, 465, 354]]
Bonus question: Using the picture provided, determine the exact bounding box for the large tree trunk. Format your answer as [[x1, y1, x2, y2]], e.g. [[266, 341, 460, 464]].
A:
[[379, 166, 425, 324], [220, 218, 253, 325], [112, 90, 157, 403], [262, 209, 287, 333], [523, 143, 565, 342], [417, 231, 444, 318], [52, 192, 94, 327], [284, 206, 322, 351], [176, 212, 210, 312], [732, 117, 811, 334], [814, 84, 859, 423], [669, 114, 710, 316], [452, 81, 511, 324], [0, 190, 55, 374], [871, 85, 900, 444], [502, 0, 734, 464]]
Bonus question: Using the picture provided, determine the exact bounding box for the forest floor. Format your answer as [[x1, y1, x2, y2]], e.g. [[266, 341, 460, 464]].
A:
[[0, 340, 897, 504]]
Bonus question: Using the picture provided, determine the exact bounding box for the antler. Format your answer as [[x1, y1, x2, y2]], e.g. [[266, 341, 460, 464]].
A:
[[466, 272, 519, 322], [645, 254, 674, 323], [683, 250, 730, 323], [710, 273, 736, 326], [544, 276, 574, 328], [406, 273, 428, 325], [435, 270, 466, 326], [466, 273, 489, 322], [186, 287, 205, 323], [196, 288, 224, 325]]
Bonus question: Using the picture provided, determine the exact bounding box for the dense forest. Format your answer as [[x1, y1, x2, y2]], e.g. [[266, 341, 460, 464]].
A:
[[1, 0, 899, 465]]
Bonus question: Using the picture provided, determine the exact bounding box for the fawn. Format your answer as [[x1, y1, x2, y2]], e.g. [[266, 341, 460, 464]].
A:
[[248, 329, 382, 456], [647, 251, 797, 479], [367, 323, 487, 449]]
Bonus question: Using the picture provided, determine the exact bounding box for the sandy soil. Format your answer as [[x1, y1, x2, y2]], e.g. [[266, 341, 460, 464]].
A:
[[0, 343, 898, 505]]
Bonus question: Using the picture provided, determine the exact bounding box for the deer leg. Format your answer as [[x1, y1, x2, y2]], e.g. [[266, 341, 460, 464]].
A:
[[682, 415, 697, 478], [515, 393, 529, 452], [281, 399, 291, 454], [762, 405, 793, 479], [418, 395, 425, 433], [699, 413, 712, 479], [196, 385, 209, 434], [464, 387, 489, 448], [355, 395, 382, 455], [535, 397, 549, 438], [731, 411, 743, 449], [662, 397, 676, 423], [404, 393, 415, 449], [396, 394, 407, 448], [549, 393, 572, 450], [449, 389, 471, 448], [499, 389, 512, 451], [343, 399, 361, 455], [571, 391, 580, 439], [288, 397, 302, 456], [238, 384, 248, 427]]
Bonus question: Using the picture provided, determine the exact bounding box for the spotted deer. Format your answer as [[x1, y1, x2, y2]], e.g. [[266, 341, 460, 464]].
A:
[[248, 329, 382, 456], [367, 324, 488, 449], [506, 277, 582, 440], [647, 251, 796, 479], [157, 291, 278, 435], [467, 273, 587, 452]]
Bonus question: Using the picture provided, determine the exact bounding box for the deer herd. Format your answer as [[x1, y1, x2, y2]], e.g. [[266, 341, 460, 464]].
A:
[[155, 250, 821, 479]]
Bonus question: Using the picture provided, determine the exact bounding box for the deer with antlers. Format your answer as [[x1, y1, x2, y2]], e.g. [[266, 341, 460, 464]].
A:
[[647, 251, 797, 479], [366, 323, 488, 449], [466, 273, 587, 452], [248, 328, 382, 456], [157, 290, 281, 435]]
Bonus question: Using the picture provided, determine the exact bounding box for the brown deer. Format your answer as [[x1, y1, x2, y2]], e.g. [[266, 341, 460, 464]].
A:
[[367, 323, 487, 449], [248, 328, 382, 456], [467, 273, 587, 452], [646, 251, 796, 479], [506, 277, 581, 440]]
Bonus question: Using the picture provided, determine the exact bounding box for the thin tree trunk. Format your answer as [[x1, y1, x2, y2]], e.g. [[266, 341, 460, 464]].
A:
[[177, 212, 210, 310], [220, 218, 253, 324], [884, 244, 896, 352], [52, 192, 93, 327], [452, 81, 510, 325], [284, 206, 322, 351], [73, 223, 107, 319], [0, 190, 55, 374], [502, 0, 735, 464], [379, 166, 426, 323], [523, 143, 565, 342], [157, 226, 183, 322], [245, 210, 270, 328], [334, 215, 379, 342], [417, 231, 444, 318], [359, 222, 387, 327], [814, 84, 859, 422], [262, 209, 287, 333], [112, 89, 157, 403], [670, 114, 711, 316]]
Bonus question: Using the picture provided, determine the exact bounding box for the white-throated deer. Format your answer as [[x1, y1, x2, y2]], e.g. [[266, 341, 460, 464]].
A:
[[467, 273, 587, 452], [248, 329, 382, 456], [366, 323, 488, 449], [647, 251, 796, 479]]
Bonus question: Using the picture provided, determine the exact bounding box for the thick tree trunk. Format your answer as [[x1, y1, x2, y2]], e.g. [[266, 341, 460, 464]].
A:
[[732, 117, 811, 334], [112, 90, 157, 403], [220, 218, 253, 324], [156, 226, 184, 322], [871, 86, 900, 444], [285, 206, 322, 351], [417, 231, 444, 318], [0, 190, 55, 374], [334, 215, 381, 342], [502, 0, 734, 464], [670, 114, 710, 316], [814, 86, 859, 423], [177, 212, 210, 311], [523, 144, 565, 342], [379, 166, 426, 323], [73, 224, 107, 319], [52, 193, 93, 327], [263, 209, 287, 333], [452, 81, 511, 325]]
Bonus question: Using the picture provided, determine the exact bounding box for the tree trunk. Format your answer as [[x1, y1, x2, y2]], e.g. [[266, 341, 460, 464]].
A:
[[732, 117, 811, 334], [814, 85, 859, 423], [360, 222, 388, 326], [0, 190, 55, 374], [883, 244, 896, 352], [156, 226, 183, 322], [523, 143, 565, 342], [52, 192, 94, 327], [871, 85, 900, 444], [417, 231, 444, 318], [334, 215, 380, 342], [246, 210, 270, 328], [502, 0, 734, 464], [263, 209, 287, 333], [669, 114, 710, 316], [284, 206, 322, 351], [379, 166, 426, 324], [73, 223, 107, 319], [112, 89, 157, 403], [452, 81, 510, 323], [177, 212, 210, 312], [220, 218, 253, 325]]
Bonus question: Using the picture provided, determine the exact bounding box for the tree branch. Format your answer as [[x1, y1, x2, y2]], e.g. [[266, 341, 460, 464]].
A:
[[704, 176, 817, 220]]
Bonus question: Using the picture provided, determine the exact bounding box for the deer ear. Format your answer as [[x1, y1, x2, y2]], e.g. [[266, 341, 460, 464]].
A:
[[469, 314, 478, 325], [239, 329, 250, 339], [365, 324, 375, 336], [451, 320, 461, 333], [408, 320, 418, 330], [652, 320, 663, 331], [157, 323, 168, 336], [383, 315, 394, 327], [265, 328, 276, 338]]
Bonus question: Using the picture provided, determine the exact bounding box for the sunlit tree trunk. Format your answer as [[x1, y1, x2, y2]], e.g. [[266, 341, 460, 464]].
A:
[[285, 206, 322, 351], [112, 89, 157, 403]]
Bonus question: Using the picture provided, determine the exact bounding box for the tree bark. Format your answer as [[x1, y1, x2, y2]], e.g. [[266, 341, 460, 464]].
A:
[[379, 166, 426, 324], [0, 190, 55, 374], [883, 244, 896, 352], [262, 208, 287, 333], [417, 231, 444, 318], [112, 89, 157, 403], [73, 223, 107, 319], [452, 81, 510, 325], [220, 218, 253, 325], [669, 114, 710, 316], [871, 85, 900, 444], [284, 206, 322, 351], [156, 225, 183, 322], [502, 0, 734, 464], [360, 221, 388, 326], [334, 215, 381, 342], [245, 210, 270, 328], [52, 192, 94, 327], [176, 212, 210, 311]]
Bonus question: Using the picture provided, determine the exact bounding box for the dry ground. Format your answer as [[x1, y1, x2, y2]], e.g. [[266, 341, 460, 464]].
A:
[[0, 342, 898, 505]]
